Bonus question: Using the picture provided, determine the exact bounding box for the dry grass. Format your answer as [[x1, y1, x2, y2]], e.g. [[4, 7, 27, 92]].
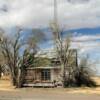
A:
[[0, 76, 100, 94], [0, 76, 15, 91], [92, 77, 100, 85]]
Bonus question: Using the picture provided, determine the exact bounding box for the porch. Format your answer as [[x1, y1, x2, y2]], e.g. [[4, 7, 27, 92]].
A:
[[23, 67, 61, 87]]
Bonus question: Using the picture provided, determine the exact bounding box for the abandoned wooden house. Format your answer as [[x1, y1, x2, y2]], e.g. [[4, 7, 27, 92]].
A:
[[22, 49, 78, 87]]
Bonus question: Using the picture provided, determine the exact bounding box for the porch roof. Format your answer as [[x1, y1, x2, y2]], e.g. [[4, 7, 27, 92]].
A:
[[26, 66, 61, 70]]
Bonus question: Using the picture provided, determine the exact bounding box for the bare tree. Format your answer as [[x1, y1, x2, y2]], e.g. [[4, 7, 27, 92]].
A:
[[19, 28, 46, 86], [0, 50, 5, 78], [23, 29, 46, 67], [0, 28, 23, 87], [51, 23, 78, 87], [0, 27, 46, 87]]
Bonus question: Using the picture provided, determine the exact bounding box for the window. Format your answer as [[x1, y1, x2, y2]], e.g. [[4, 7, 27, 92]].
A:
[[41, 69, 51, 81]]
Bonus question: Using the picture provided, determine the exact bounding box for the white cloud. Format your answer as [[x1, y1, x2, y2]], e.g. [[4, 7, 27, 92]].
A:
[[0, 0, 100, 29], [72, 35, 100, 42], [42, 34, 100, 56], [71, 35, 100, 54]]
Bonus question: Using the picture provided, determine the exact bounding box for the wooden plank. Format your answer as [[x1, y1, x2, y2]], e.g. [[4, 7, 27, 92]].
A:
[[23, 83, 55, 87]]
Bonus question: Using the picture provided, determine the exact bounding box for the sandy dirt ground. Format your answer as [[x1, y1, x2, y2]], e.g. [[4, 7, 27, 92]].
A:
[[0, 90, 100, 100], [0, 77, 100, 100]]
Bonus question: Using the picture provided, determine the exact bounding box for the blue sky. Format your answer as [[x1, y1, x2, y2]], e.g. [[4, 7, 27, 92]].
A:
[[0, 0, 100, 74]]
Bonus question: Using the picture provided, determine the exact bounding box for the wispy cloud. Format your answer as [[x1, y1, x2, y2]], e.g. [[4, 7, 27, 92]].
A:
[[71, 34, 100, 55], [67, 0, 91, 4], [72, 35, 100, 42], [0, 0, 100, 29]]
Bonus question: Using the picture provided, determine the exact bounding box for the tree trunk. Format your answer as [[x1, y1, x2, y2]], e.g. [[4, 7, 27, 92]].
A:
[[16, 69, 21, 88], [0, 65, 2, 79], [11, 73, 17, 86], [16, 66, 26, 88], [61, 64, 66, 88], [10, 67, 18, 86]]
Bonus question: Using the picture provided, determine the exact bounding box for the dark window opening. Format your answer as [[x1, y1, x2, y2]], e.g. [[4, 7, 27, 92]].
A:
[[41, 69, 51, 81]]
